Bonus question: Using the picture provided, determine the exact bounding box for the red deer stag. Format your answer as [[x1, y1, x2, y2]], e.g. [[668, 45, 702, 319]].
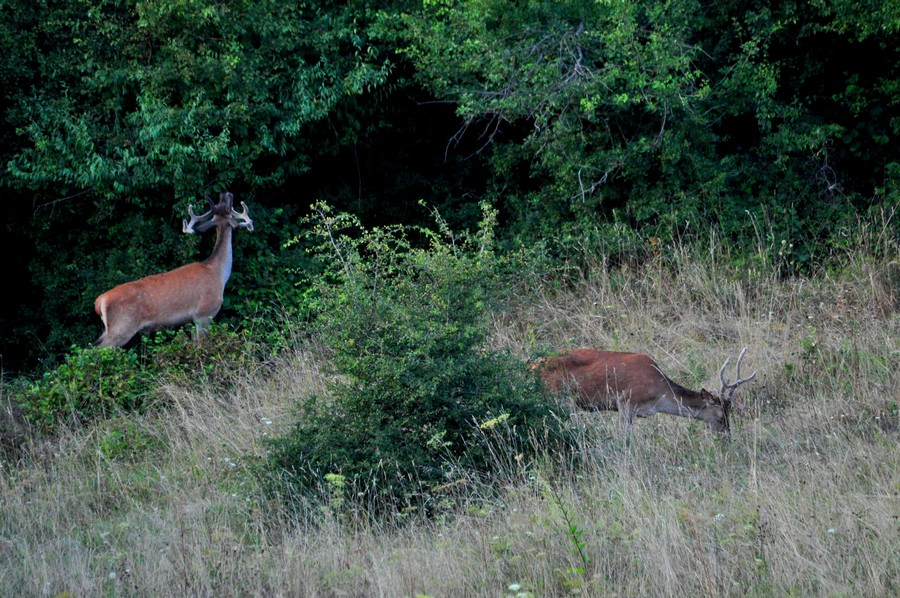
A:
[[94, 191, 253, 347], [532, 348, 756, 434]]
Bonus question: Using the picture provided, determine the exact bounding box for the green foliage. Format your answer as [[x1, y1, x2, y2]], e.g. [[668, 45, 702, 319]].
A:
[[264, 202, 568, 514], [404, 0, 899, 269], [542, 483, 591, 588], [96, 416, 165, 462], [12, 322, 268, 434], [225, 201, 316, 351], [17, 345, 155, 431], [404, 0, 710, 239], [11, 318, 274, 435], [145, 323, 258, 388], [4, 0, 401, 200], [0, 0, 896, 373]]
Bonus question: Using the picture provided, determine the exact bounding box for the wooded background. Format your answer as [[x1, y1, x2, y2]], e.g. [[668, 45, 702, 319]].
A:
[[1, 0, 896, 372]]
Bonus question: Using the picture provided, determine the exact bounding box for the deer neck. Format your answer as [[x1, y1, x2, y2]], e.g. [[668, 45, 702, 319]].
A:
[[653, 383, 709, 418], [205, 223, 234, 292], [672, 386, 706, 409]]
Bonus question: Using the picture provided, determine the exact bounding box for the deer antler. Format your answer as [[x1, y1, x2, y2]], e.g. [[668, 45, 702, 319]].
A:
[[718, 347, 757, 404], [182, 204, 213, 234], [231, 201, 254, 231]]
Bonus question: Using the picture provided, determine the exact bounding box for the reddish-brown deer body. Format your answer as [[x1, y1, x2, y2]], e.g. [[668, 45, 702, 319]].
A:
[[94, 191, 253, 347], [533, 348, 755, 433]]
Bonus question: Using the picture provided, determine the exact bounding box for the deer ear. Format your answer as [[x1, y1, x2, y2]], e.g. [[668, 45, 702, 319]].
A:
[[700, 389, 717, 405]]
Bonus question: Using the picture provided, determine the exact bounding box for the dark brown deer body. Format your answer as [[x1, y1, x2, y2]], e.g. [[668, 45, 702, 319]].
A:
[[94, 191, 253, 347], [533, 348, 756, 433]]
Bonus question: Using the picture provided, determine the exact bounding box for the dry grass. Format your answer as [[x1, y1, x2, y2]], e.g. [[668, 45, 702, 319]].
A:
[[1, 231, 897, 596]]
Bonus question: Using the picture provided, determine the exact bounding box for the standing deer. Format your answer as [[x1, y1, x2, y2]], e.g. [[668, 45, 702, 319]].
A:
[[532, 348, 756, 434], [94, 191, 253, 347]]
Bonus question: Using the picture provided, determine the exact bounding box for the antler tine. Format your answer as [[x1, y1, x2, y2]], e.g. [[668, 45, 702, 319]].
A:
[[232, 200, 254, 232], [720, 347, 758, 403], [734, 347, 755, 381], [182, 204, 213, 234], [718, 355, 731, 393]]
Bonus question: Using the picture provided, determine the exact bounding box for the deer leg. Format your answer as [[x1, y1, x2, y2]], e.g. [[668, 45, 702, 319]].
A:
[[96, 330, 137, 347], [193, 316, 212, 343], [97, 305, 141, 347]]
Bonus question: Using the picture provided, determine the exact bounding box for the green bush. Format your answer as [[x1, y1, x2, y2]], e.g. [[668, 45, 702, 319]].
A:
[[145, 323, 261, 388], [18, 345, 155, 431], [264, 202, 570, 514], [13, 319, 272, 433]]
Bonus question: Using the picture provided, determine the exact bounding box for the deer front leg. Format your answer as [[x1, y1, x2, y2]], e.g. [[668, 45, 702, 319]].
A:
[[193, 316, 212, 343]]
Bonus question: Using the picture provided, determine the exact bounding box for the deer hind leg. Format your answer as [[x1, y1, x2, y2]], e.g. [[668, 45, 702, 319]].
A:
[[99, 327, 139, 348], [94, 312, 108, 345], [96, 304, 141, 347], [94, 298, 110, 346]]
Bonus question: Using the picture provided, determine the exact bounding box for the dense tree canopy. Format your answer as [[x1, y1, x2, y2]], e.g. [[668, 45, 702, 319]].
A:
[[0, 0, 896, 371], [404, 0, 898, 245], [3, 0, 402, 198]]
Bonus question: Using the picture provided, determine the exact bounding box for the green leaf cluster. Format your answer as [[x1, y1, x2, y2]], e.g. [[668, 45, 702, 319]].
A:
[[15, 323, 258, 432], [4, 0, 400, 199], [17, 345, 154, 431]]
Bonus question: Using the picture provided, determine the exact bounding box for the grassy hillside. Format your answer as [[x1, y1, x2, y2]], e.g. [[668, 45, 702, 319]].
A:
[[1, 218, 897, 596]]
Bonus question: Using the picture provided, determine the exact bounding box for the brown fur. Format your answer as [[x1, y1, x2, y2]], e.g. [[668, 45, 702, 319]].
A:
[[533, 348, 729, 433]]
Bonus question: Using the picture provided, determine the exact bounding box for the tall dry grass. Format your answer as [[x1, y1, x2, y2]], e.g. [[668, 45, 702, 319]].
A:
[[1, 219, 897, 596]]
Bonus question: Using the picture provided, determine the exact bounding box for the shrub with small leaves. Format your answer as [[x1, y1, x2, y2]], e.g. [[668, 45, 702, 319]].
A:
[[145, 323, 258, 388], [264, 202, 570, 514], [18, 345, 155, 431]]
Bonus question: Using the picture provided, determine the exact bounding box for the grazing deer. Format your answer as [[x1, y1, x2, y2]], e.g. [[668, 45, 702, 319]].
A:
[[94, 191, 253, 347], [532, 348, 756, 434]]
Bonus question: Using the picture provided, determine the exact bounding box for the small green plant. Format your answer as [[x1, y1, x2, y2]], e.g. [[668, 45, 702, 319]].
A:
[[321, 472, 348, 518], [542, 481, 590, 589], [798, 325, 819, 357], [18, 345, 155, 431], [96, 416, 164, 462]]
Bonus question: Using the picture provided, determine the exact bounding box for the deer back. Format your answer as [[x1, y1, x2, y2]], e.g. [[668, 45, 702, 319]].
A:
[[535, 349, 673, 410]]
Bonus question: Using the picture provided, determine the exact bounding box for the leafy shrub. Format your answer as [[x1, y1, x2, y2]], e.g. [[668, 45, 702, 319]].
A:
[[13, 318, 271, 434], [145, 323, 260, 388], [264, 202, 570, 514], [18, 345, 155, 431]]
